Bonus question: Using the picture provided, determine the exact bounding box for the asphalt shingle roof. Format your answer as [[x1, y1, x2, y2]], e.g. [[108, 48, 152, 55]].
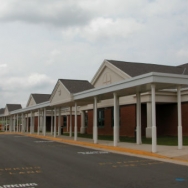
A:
[[32, 94, 51, 104], [0, 108, 5, 115], [108, 60, 186, 77], [6, 104, 22, 112], [177, 63, 188, 75], [59, 79, 94, 94]]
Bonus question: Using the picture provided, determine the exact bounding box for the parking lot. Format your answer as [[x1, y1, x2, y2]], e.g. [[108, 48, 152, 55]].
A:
[[0, 134, 187, 188]]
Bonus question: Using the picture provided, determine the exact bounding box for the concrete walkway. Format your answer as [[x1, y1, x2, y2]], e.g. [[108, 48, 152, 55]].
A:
[[1, 132, 188, 166]]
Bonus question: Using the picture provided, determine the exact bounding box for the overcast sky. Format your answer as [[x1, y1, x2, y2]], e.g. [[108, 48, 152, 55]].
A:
[[0, 0, 187, 108]]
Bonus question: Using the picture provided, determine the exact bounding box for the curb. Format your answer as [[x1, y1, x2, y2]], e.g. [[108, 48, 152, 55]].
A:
[[1, 132, 188, 164]]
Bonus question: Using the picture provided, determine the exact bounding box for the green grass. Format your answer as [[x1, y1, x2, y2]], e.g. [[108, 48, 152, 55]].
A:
[[63, 133, 188, 146]]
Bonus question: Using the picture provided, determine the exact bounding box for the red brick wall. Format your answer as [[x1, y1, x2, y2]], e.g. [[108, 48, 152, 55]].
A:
[[156, 103, 177, 136], [86, 108, 114, 135], [98, 108, 113, 135], [25, 102, 188, 136], [120, 105, 136, 137], [85, 102, 188, 137], [180, 102, 188, 136], [86, 105, 137, 137], [154, 103, 188, 136], [67, 115, 81, 133]]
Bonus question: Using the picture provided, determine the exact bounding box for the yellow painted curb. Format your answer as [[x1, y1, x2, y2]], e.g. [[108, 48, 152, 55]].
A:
[[1, 132, 188, 163], [15, 133, 169, 159]]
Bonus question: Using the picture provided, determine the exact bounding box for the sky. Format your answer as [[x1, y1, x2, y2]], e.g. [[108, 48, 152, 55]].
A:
[[0, 0, 187, 108]]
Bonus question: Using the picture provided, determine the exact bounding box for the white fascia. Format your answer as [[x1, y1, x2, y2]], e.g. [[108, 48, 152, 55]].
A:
[[74, 72, 188, 100], [10, 101, 50, 115]]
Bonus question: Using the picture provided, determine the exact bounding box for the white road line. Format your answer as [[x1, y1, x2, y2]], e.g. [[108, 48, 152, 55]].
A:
[[34, 140, 54, 143], [78, 151, 109, 155]]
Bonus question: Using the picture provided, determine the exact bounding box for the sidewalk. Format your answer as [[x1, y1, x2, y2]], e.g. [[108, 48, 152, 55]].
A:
[[25, 133, 188, 165], [2, 132, 188, 166]]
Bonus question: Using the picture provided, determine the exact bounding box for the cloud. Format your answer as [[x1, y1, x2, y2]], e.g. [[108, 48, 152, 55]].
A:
[[0, 73, 55, 92], [0, 0, 187, 107], [46, 49, 61, 65], [0, 72, 56, 106], [0, 64, 7, 68], [0, 0, 93, 27], [69, 17, 144, 42], [176, 49, 188, 59]]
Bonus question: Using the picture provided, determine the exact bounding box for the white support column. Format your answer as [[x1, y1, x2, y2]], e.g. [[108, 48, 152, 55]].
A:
[[43, 108, 46, 136], [113, 93, 120, 147], [93, 108, 95, 140], [33, 112, 35, 133], [2, 117, 5, 131], [13, 115, 16, 132], [17, 114, 19, 132], [136, 92, 142, 145], [26, 114, 29, 133], [58, 108, 61, 136], [146, 103, 152, 138], [41, 111, 43, 134], [66, 115, 69, 132], [51, 109, 53, 135], [30, 111, 33, 134], [2, 117, 4, 131], [93, 97, 98, 144], [23, 113, 26, 132], [21, 113, 24, 132], [151, 84, 157, 153], [54, 108, 57, 137], [9, 116, 12, 132], [80, 111, 85, 134], [24, 114, 27, 133], [117, 97, 120, 143], [4, 117, 6, 131], [8, 117, 9, 131], [24, 114, 26, 132], [19, 114, 22, 132], [5, 117, 7, 131], [74, 103, 78, 141], [177, 86, 183, 149], [38, 110, 40, 135], [69, 106, 72, 137]]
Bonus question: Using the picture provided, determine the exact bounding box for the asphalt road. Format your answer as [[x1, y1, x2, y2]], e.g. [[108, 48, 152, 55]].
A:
[[0, 134, 187, 188]]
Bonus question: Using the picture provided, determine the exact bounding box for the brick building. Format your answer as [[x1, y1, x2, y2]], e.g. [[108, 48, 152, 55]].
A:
[[1, 59, 188, 153]]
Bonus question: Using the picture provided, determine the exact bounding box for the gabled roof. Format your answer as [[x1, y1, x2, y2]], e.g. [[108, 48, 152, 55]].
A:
[[32, 94, 51, 104], [6, 104, 22, 112], [0, 108, 5, 115], [177, 63, 188, 75], [59, 79, 94, 94], [107, 60, 186, 77]]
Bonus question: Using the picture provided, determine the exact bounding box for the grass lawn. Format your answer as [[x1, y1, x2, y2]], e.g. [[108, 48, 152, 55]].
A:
[[63, 133, 188, 146]]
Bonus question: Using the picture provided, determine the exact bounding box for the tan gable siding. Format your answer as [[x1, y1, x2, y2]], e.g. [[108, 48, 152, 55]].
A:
[[51, 82, 72, 105], [27, 96, 36, 107], [94, 66, 128, 88], [4, 107, 9, 116]]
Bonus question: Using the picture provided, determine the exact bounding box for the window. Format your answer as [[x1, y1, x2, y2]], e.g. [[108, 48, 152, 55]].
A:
[[111, 107, 114, 127], [98, 108, 105, 127], [63, 116, 67, 127], [84, 111, 88, 127]]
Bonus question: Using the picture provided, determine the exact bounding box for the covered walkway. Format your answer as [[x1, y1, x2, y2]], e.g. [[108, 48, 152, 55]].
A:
[[1, 72, 188, 154]]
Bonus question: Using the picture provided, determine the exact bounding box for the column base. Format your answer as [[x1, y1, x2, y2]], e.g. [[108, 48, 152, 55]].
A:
[[80, 127, 86, 134], [146, 127, 152, 138]]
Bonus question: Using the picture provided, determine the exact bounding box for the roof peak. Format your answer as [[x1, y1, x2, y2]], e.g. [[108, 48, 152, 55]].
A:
[[107, 59, 182, 68], [59, 79, 90, 82]]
